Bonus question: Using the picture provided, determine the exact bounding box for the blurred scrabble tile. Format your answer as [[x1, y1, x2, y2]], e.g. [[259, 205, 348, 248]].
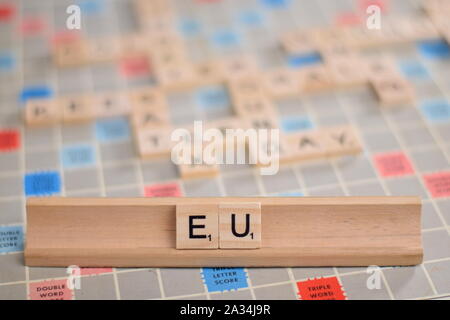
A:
[[396, 17, 440, 42], [263, 68, 301, 98], [285, 130, 326, 162], [233, 96, 277, 118], [178, 162, 219, 180], [312, 27, 350, 48], [176, 204, 219, 249], [120, 33, 148, 56], [227, 75, 265, 100], [130, 108, 170, 128], [246, 115, 279, 130], [87, 37, 121, 63], [219, 202, 261, 249], [322, 125, 363, 157], [218, 55, 259, 80], [25, 99, 60, 126], [371, 76, 416, 106], [53, 40, 88, 67], [281, 31, 317, 55], [154, 63, 198, 90], [128, 87, 168, 111], [135, 126, 173, 158], [364, 56, 400, 81], [194, 61, 224, 85], [318, 43, 359, 62], [94, 92, 131, 118], [151, 45, 188, 66], [142, 16, 176, 35], [327, 57, 368, 87], [299, 65, 335, 93], [60, 95, 95, 123]]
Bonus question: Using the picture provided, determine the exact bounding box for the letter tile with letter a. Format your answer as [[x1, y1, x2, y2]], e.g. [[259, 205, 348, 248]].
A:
[[219, 202, 261, 249], [176, 204, 219, 249]]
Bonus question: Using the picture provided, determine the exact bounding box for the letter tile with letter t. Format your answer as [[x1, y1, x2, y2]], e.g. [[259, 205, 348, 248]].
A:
[[176, 204, 219, 249], [219, 202, 261, 249]]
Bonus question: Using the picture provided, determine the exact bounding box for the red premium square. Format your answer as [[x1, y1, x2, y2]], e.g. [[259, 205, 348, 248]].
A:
[[144, 182, 183, 197], [374, 152, 414, 178], [297, 277, 346, 300], [29, 279, 73, 300], [423, 172, 450, 198], [0, 130, 20, 152]]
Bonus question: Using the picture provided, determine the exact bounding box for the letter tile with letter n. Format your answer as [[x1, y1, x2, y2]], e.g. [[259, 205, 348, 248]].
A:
[[219, 202, 261, 249], [176, 204, 219, 249]]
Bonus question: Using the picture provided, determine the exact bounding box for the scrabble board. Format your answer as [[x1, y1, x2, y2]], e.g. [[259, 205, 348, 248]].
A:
[[1, 0, 450, 300]]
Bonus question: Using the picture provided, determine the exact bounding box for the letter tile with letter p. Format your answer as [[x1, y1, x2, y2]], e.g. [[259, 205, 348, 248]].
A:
[[176, 204, 219, 249], [219, 202, 261, 249]]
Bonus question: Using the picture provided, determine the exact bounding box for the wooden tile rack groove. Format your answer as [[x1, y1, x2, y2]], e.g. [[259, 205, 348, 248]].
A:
[[25, 196, 423, 268]]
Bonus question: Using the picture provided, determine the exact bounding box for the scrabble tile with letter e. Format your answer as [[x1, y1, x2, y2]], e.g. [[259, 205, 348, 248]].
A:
[[219, 202, 261, 249], [176, 204, 219, 249]]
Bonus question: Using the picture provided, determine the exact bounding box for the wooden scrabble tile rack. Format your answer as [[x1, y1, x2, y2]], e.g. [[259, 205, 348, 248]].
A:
[[24, 196, 423, 268]]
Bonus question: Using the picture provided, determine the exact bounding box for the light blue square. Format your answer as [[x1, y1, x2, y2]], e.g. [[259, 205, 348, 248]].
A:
[[420, 100, 450, 123], [287, 53, 322, 68], [281, 116, 314, 132], [260, 0, 291, 9], [78, 0, 104, 15], [237, 10, 264, 27], [95, 117, 130, 142], [399, 60, 429, 80], [195, 85, 230, 110], [178, 19, 202, 37], [62, 144, 96, 169], [211, 29, 241, 48], [276, 191, 304, 196], [0, 226, 24, 253], [201, 267, 248, 292], [0, 52, 14, 71]]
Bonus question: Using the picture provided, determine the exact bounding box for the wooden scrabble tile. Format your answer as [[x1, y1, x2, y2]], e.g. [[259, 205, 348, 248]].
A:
[[94, 93, 131, 118], [285, 130, 327, 163], [25, 99, 61, 126], [135, 126, 173, 158], [227, 75, 265, 101], [246, 115, 279, 130], [219, 202, 261, 249], [396, 17, 440, 42], [326, 57, 368, 88], [299, 65, 335, 93], [178, 163, 219, 180], [371, 76, 416, 107], [154, 63, 198, 91], [128, 87, 168, 111], [364, 57, 400, 81], [53, 40, 88, 67], [87, 37, 121, 63], [218, 55, 259, 80], [60, 95, 95, 123], [194, 61, 224, 85], [263, 68, 301, 98], [131, 108, 170, 128], [312, 27, 350, 48], [344, 26, 382, 48], [120, 34, 149, 56], [176, 204, 219, 249], [233, 96, 277, 118], [322, 125, 363, 157], [281, 31, 317, 55], [318, 43, 359, 62], [151, 46, 188, 67]]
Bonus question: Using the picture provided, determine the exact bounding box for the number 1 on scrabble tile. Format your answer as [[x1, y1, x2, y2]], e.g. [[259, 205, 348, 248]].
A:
[[219, 202, 261, 249]]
